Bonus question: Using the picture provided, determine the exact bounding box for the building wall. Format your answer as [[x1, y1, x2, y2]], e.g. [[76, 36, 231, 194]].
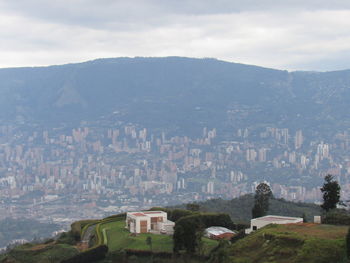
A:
[[126, 211, 171, 234], [246, 216, 303, 234]]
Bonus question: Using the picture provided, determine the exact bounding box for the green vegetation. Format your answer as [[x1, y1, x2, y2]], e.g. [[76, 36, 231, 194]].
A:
[[230, 223, 348, 263], [323, 210, 350, 225], [1, 242, 79, 263], [321, 174, 341, 212], [173, 194, 322, 223], [173, 213, 232, 253], [71, 219, 101, 240], [252, 183, 273, 219], [3, 199, 350, 263], [347, 227, 350, 260], [93, 218, 217, 254], [101, 220, 173, 252]]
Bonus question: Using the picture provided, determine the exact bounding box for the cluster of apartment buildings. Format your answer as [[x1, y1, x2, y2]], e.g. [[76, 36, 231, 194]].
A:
[[0, 120, 350, 223]]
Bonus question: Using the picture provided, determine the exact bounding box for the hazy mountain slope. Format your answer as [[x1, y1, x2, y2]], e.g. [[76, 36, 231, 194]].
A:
[[0, 57, 349, 134]]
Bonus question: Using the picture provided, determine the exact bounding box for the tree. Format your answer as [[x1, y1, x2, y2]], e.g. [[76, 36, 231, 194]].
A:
[[252, 183, 273, 218], [302, 212, 307, 223], [186, 203, 200, 212], [321, 174, 340, 212], [208, 240, 231, 263]]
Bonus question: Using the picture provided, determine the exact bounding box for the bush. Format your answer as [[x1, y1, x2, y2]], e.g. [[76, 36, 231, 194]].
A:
[[230, 230, 246, 244], [70, 220, 100, 240], [57, 231, 78, 245], [173, 212, 234, 253], [323, 211, 350, 225], [60, 244, 108, 263]]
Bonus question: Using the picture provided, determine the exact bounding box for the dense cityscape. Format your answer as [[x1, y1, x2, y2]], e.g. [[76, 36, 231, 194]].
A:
[[1, 114, 349, 227]]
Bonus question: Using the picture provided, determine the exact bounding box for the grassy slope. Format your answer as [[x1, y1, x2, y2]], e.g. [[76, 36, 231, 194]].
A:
[[231, 223, 347, 263], [2, 242, 78, 263]]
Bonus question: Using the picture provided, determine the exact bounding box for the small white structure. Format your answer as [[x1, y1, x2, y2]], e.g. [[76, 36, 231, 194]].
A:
[[314, 215, 321, 224], [126, 211, 175, 234], [204, 226, 236, 240], [245, 215, 303, 234]]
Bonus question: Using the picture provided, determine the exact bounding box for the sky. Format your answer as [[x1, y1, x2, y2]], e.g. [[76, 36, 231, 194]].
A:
[[1, 0, 350, 71]]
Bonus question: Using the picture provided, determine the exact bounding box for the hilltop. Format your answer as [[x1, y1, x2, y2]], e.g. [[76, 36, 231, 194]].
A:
[[1, 196, 346, 263]]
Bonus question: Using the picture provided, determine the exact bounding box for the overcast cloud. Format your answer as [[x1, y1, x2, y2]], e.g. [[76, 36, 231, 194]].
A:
[[1, 0, 350, 71]]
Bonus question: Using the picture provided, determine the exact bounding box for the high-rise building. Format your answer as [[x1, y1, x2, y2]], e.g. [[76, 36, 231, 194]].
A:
[[295, 130, 303, 149], [207, 181, 215, 194], [258, 148, 267, 162]]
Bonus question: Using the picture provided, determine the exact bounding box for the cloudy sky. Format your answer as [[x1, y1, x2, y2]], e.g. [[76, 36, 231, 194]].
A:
[[1, 0, 350, 71]]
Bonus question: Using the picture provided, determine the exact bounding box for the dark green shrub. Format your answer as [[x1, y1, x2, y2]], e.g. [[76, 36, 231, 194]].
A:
[[60, 244, 108, 263], [323, 211, 350, 225]]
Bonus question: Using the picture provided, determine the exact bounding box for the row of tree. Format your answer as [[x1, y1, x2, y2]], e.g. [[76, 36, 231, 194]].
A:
[[251, 174, 341, 219]]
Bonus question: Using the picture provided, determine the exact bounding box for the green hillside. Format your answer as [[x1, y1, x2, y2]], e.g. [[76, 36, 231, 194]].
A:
[[174, 195, 322, 223], [230, 223, 348, 263], [1, 200, 349, 263], [0, 242, 78, 263]]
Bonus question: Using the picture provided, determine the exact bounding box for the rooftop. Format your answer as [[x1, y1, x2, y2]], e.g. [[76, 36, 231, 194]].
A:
[[205, 226, 235, 236], [254, 215, 302, 222], [128, 211, 166, 217]]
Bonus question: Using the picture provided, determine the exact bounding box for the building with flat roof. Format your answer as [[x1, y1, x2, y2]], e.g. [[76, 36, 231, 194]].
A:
[[245, 215, 303, 234], [126, 211, 175, 234]]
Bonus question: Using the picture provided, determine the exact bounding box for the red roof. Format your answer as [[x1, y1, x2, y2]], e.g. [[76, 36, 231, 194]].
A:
[[132, 212, 146, 217], [143, 211, 163, 214]]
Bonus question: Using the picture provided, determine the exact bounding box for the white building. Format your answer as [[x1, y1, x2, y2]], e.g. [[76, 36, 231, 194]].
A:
[[245, 215, 303, 234], [204, 226, 236, 240], [126, 211, 175, 234]]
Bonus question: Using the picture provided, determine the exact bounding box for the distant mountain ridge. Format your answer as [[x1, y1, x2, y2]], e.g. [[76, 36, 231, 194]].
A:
[[1, 57, 350, 134]]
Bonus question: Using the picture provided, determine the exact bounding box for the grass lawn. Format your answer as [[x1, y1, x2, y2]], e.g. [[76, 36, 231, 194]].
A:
[[273, 223, 348, 239], [99, 219, 218, 254]]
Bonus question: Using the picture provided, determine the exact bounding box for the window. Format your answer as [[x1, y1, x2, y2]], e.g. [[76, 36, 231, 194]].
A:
[[253, 226, 257, 230]]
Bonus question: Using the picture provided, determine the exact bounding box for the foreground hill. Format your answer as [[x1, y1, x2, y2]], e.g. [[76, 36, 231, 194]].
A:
[[1, 57, 350, 135], [231, 223, 348, 263], [1, 196, 345, 263]]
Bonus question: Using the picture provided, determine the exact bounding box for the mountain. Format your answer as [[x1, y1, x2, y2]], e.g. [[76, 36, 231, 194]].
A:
[[1, 57, 350, 135]]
